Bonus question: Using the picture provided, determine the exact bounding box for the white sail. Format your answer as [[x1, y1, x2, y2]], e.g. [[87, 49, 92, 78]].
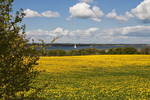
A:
[[74, 44, 77, 48]]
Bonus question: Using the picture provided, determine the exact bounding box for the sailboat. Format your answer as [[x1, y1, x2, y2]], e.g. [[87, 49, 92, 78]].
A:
[[74, 44, 77, 48]]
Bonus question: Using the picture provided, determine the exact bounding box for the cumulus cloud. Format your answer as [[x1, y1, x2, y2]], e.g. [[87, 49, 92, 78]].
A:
[[106, 9, 134, 21], [24, 9, 41, 18], [121, 26, 150, 37], [131, 0, 150, 23], [68, 3, 104, 22], [41, 11, 60, 17], [26, 27, 100, 43], [26, 26, 150, 43], [102, 25, 150, 37], [26, 27, 99, 39], [97, 25, 150, 43], [24, 9, 60, 18], [105, 0, 150, 23], [80, 0, 93, 3], [26, 29, 50, 37]]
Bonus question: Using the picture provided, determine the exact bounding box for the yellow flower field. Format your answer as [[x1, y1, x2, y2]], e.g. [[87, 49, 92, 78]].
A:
[[37, 55, 150, 73], [34, 55, 150, 99]]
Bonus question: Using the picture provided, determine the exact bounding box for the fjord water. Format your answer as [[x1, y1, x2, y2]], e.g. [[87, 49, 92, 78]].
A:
[[48, 45, 149, 50]]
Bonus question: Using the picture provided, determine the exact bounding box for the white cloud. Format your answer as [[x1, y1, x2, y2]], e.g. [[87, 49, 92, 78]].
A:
[[106, 9, 134, 21], [26, 26, 150, 43], [24, 9, 60, 18], [105, 0, 150, 23], [80, 0, 93, 3], [68, 3, 104, 22], [26, 29, 49, 37], [41, 11, 60, 17], [98, 25, 150, 43], [125, 12, 134, 18], [26, 27, 99, 40], [102, 25, 150, 37], [24, 9, 41, 18], [122, 26, 150, 37], [131, 0, 150, 22]]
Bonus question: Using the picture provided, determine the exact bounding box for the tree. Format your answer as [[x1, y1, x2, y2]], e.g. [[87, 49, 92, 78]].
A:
[[48, 50, 67, 56], [98, 50, 106, 54], [67, 50, 78, 56], [107, 47, 138, 54], [0, 0, 39, 99], [123, 47, 138, 54], [141, 47, 150, 54]]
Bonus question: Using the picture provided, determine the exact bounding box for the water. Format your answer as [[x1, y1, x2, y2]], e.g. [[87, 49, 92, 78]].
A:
[[47, 45, 150, 51]]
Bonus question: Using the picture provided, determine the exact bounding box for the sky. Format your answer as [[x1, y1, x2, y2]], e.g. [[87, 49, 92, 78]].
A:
[[13, 0, 150, 44]]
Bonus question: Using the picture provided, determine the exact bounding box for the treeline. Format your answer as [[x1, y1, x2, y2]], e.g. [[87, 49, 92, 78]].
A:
[[37, 47, 150, 56]]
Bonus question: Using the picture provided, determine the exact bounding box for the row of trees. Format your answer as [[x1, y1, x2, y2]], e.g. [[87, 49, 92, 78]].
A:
[[45, 48, 105, 56], [37, 47, 150, 56]]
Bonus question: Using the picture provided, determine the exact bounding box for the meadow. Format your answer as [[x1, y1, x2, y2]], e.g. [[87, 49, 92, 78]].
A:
[[33, 55, 150, 99]]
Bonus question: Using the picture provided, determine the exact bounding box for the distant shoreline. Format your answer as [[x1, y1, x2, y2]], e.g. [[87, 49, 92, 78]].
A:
[[28, 43, 150, 47], [29, 43, 150, 51]]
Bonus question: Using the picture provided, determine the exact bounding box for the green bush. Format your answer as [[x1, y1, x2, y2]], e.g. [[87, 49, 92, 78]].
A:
[[123, 47, 138, 54], [107, 47, 138, 54], [35, 47, 140, 56], [67, 50, 78, 56], [98, 50, 106, 54], [48, 50, 67, 56]]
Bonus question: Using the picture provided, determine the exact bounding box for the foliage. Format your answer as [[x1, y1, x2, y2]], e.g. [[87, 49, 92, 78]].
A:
[[48, 49, 67, 56], [38, 37, 58, 56], [98, 49, 106, 54], [67, 50, 79, 56], [77, 48, 100, 55], [44, 48, 106, 56], [36, 47, 141, 56], [107, 47, 138, 54], [141, 47, 150, 54], [0, 0, 40, 99]]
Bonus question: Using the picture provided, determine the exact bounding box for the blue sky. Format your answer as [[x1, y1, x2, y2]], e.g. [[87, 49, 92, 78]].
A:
[[13, 0, 150, 44]]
